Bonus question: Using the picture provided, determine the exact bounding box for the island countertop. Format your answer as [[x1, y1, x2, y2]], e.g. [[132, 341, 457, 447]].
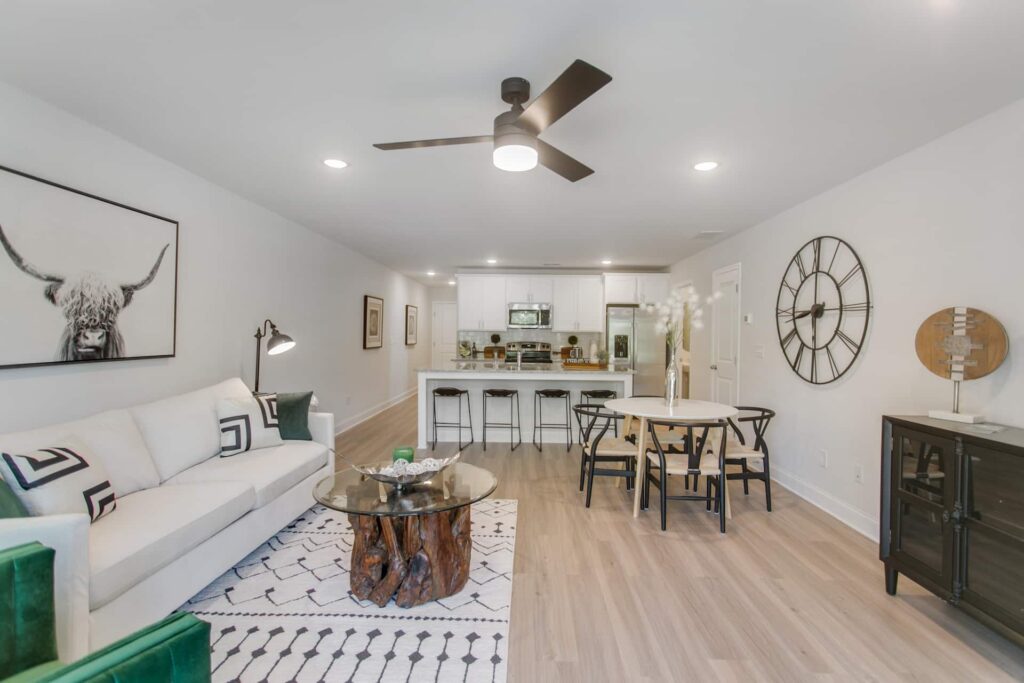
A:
[[417, 361, 635, 376]]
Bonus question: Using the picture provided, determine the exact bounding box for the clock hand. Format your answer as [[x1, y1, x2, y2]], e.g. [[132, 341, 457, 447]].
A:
[[793, 309, 813, 320]]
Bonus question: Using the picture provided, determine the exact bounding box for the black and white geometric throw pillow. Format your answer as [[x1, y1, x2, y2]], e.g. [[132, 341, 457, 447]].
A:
[[0, 437, 117, 522], [217, 394, 283, 457]]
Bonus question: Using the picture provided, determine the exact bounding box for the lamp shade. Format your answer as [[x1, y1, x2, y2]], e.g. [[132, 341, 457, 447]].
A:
[[267, 329, 295, 355]]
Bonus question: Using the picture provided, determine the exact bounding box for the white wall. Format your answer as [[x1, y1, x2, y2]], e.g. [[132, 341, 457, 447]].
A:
[[0, 81, 430, 435], [672, 98, 1024, 539]]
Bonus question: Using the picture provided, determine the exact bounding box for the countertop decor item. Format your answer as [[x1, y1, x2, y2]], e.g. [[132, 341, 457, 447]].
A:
[[915, 307, 1008, 423], [491, 333, 501, 344], [363, 295, 384, 349], [353, 453, 461, 490], [0, 165, 177, 370], [775, 236, 871, 384], [646, 283, 709, 406], [392, 446, 415, 462], [252, 319, 295, 393]]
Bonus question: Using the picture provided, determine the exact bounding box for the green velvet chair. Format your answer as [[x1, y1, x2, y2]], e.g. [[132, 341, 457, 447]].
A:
[[0, 542, 211, 683]]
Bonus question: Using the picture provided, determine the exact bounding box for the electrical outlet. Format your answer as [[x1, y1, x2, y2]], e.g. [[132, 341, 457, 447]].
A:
[[854, 464, 864, 484], [818, 449, 829, 469]]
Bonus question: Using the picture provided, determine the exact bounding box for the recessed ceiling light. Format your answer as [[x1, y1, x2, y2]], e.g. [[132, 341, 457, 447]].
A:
[[448, 280, 456, 286], [426, 271, 436, 277], [323, 159, 348, 169], [601, 259, 613, 265], [486, 258, 498, 265], [693, 161, 718, 172]]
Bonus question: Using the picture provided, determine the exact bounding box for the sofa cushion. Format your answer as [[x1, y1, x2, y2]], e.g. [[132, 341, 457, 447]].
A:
[[166, 441, 328, 508], [0, 438, 116, 522], [217, 395, 283, 457], [0, 410, 159, 498], [130, 378, 252, 481], [88, 481, 255, 610]]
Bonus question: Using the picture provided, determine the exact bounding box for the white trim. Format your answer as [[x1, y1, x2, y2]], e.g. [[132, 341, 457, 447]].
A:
[[335, 387, 417, 435], [771, 466, 878, 542], [710, 262, 742, 405]]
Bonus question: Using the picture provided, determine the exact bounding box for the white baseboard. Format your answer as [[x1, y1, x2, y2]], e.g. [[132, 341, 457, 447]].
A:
[[771, 466, 879, 543], [335, 387, 417, 435]]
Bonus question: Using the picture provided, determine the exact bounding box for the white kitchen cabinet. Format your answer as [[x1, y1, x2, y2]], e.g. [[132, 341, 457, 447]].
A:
[[603, 274, 639, 304], [552, 276, 604, 332], [576, 276, 605, 331], [637, 274, 669, 305], [457, 275, 507, 330], [505, 276, 553, 304], [603, 273, 670, 305]]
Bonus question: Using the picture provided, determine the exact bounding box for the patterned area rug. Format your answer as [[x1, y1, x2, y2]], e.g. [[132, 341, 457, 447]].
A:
[[181, 499, 517, 683]]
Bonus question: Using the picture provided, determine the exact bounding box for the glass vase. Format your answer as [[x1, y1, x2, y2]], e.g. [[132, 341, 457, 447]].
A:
[[665, 349, 679, 407]]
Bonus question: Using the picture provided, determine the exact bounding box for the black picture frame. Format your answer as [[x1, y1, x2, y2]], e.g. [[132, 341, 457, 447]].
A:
[[363, 295, 384, 349], [405, 305, 418, 346], [0, 164, 179, 370]]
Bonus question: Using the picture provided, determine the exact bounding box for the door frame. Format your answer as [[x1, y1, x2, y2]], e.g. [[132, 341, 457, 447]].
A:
[[710, 263, 741, 405], [431, 300, 457, 368]]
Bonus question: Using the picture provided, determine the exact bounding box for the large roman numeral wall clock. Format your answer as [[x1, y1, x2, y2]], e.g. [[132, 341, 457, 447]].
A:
[[775, 236, 871, 384]]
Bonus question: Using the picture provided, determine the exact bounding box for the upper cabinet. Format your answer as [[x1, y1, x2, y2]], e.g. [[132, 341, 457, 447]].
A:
[[603, 273, 669, 305], [552, 276, 604, 332], [505, 276, 553, 304], [457, 275, 507, 330]]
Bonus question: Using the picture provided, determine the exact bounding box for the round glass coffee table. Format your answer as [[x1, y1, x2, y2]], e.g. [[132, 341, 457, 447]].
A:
[[314, 460, 497, 608]]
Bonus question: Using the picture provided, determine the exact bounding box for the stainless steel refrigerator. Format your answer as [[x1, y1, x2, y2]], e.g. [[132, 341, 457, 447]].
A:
[[606, 305, 666, 395]]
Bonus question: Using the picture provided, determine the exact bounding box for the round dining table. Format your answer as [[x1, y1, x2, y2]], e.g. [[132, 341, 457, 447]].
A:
[[604, 397, 739, 519]]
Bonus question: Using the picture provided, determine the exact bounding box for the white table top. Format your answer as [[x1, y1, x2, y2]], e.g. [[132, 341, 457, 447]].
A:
[[604, 397, 738, 421]]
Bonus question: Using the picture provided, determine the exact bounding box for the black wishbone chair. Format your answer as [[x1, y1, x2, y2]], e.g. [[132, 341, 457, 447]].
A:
[[573, 404, 635, 507], [643, 419, 728, 532], [725, 407, 775, 511]]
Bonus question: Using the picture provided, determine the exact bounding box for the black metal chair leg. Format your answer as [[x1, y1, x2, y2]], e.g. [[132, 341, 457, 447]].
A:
[[564, 395, 572, 452], [659, 470, 668, 531], [763, 453, 773, 512], [466, 393, 474, 447], [706, 477, 712, 511], [534, 394, 542, 452], [741, 459, 750, 495], [585, 450, 597, 508], [719, 476, 726, 534], [482, 394, 488, 451], [431, 394, 438, 451]]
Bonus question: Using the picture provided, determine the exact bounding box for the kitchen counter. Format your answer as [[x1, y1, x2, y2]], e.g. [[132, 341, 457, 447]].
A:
[[417, 365, 634, 448]]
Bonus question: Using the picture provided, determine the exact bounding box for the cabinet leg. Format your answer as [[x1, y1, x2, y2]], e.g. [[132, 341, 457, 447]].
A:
[[885, 567, 898, 595]]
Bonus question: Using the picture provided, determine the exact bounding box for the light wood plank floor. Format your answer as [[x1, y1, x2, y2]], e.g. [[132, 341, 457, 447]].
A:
[[335, 396, 1024, 682]]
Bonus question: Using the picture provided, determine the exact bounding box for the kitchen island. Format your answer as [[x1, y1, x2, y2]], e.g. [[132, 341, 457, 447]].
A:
[[417, 362, 635, 448]]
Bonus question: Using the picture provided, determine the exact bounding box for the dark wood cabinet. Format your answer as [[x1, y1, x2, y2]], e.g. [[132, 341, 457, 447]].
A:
[[881, 416, 1024, 645]]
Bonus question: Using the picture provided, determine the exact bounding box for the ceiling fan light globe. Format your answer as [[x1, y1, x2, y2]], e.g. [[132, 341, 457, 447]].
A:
[[493, 144, 538, 172]]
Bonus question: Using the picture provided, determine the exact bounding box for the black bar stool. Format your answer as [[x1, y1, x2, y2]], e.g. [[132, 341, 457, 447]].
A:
[[576, 389, 618, 443], [482, 389, 522, 451], [533, 388, 572, 452], [431, 387, 474, 451]]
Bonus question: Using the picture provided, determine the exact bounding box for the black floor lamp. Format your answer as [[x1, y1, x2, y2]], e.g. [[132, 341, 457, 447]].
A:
[[254, 319, 295, 393]]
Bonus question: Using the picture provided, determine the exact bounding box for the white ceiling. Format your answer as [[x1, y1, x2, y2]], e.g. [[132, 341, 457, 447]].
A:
[[1, 1, 1023, 284]]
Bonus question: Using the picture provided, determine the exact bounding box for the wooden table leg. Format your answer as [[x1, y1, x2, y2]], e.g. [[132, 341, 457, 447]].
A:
[[632, 417, 647, 518]]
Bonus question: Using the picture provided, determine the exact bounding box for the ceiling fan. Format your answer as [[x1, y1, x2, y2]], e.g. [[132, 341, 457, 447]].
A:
[[373, 60, 612, 182]]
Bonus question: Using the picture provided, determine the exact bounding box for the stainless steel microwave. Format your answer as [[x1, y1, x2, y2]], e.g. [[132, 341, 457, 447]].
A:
[[507, 303, 552, 329]]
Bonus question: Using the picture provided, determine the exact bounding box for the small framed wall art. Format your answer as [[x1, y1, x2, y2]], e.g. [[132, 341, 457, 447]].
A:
[[405, 305, 418, 346], [363, 295, 384, 349]]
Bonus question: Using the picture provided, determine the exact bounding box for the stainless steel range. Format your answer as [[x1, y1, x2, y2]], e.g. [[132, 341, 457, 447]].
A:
[[505, 341, 552, 363]]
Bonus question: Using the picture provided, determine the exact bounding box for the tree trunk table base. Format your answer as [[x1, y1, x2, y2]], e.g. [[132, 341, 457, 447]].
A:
[[348, 505, 472, 608]]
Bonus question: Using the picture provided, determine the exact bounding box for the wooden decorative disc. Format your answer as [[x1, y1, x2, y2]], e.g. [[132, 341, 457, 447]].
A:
[[915, 307, 1008, 380]]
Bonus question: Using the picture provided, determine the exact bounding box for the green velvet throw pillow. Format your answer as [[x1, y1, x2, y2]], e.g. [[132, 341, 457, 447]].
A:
[[277, 392, 313, 440], [0, 477, 29, 519]]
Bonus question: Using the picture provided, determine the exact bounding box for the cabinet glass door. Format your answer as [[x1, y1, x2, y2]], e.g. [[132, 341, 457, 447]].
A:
[[962, 444, 1024, 631], [890, 427, 956, 588]]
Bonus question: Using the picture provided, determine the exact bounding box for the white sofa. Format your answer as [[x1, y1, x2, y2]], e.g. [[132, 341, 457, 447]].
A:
[[0, 377, 335, 662]]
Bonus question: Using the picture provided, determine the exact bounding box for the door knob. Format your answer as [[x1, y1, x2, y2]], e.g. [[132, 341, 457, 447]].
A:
[[710, 364, 718, 370]]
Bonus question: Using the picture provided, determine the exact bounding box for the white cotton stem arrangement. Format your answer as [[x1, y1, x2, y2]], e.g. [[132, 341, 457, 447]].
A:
[[646, 284, 719, 356]]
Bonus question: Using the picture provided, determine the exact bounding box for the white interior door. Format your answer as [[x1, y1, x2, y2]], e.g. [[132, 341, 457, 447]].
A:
[[432, 302, 458, 368], [711, 264, 741, 405]]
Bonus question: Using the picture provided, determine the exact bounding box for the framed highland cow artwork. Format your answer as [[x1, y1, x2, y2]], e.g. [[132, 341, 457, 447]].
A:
[[0, 165, 178, 369]]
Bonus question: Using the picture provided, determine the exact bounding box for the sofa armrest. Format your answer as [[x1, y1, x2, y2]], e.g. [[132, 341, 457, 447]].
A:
[[0, 514, 90, 663], [308, 412, 336, 470]]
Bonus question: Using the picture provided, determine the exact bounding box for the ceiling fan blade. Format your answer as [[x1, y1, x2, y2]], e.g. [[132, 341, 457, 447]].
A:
[[537, 140, 594, 182], [373, 135, 493, 150], [515, 60, 612, 135]]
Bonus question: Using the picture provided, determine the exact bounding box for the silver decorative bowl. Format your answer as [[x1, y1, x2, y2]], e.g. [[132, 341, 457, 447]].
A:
[[352, 453, 460, 488]]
